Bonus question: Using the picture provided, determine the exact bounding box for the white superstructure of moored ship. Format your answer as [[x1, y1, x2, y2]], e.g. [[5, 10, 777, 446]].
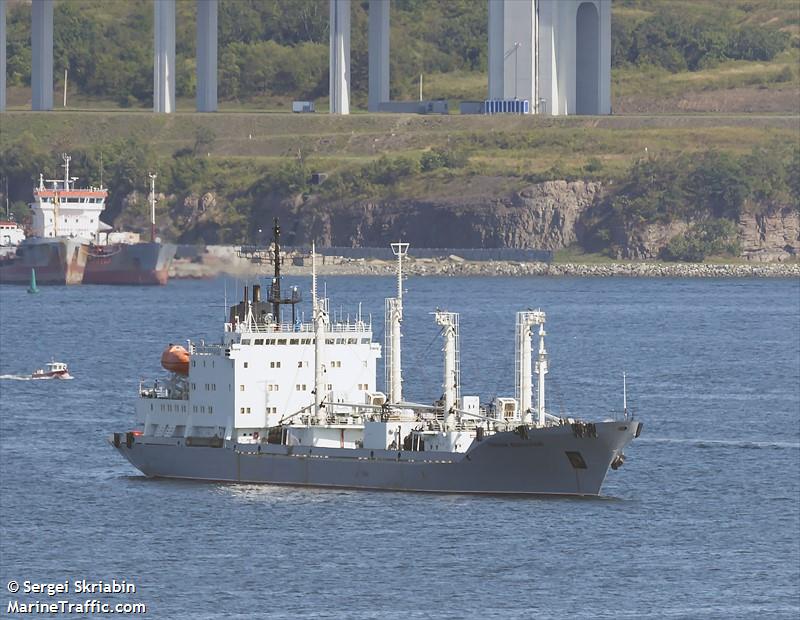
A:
[[112, 225, 641, 495], [30, 154, 109, 241]]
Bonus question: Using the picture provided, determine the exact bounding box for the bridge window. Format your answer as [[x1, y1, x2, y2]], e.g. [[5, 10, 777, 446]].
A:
[[254, 339, 264, 345]]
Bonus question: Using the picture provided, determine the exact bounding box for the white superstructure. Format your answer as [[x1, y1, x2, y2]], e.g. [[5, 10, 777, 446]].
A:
[[137, 286, 381, 448], [30, 153, 108, 240]]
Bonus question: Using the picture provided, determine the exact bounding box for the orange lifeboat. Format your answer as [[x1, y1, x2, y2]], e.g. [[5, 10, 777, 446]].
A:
[[161, 344, 190, 375]]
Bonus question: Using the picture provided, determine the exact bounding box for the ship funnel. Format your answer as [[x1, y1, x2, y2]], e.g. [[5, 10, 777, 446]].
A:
[[253, 284, 261, 303]]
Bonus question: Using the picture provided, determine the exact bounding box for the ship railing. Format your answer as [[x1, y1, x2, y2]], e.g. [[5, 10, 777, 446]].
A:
[[227, 320, 372, 335], [138, 380, 189, 400], [193, 344, 226, 355]]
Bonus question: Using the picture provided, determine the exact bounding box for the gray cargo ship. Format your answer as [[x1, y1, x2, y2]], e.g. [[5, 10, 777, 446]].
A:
[[112, 228, 641, 495]]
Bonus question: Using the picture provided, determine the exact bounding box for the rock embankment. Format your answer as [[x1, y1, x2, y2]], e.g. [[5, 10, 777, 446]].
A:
[[170, 249, 800, 279]]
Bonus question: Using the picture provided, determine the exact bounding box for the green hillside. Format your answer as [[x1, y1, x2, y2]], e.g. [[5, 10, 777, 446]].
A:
[[3, 0, 798, 112]]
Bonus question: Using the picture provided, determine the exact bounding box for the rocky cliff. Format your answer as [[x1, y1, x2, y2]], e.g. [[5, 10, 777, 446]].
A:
[[131, 177, 798, 262], [280, 179, 603, 250], [738, 207, 800, 262]]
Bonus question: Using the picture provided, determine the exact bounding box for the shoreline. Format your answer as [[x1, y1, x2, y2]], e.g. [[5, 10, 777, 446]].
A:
[[170, 256, 800, 279]]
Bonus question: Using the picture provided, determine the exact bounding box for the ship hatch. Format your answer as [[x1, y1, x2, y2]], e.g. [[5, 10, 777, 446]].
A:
[[565, 451, 587, 469]]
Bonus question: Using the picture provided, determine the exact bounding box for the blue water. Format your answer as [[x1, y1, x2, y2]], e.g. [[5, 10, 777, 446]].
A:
[[1, 276, 798, 619]]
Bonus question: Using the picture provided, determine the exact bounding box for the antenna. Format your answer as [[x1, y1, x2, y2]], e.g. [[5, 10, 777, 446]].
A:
[[623, 371, 628, 420], [99, 152, 104, 188], [148, 173, 157, 242], [61, 153, 71, 189], [312, 241, 318, 312], [271, 218, 282, 321]]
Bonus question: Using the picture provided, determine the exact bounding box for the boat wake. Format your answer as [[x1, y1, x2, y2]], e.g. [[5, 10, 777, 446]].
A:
[[641, 437, 799, 450], [0, 374, 74, 381]]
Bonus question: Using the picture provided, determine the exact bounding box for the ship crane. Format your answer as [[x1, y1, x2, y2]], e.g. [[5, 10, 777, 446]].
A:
[[516, 310, 547, 427], [434, 310, 460, 431], [311, 242, 329, 424], [385, 242, 409, 404]]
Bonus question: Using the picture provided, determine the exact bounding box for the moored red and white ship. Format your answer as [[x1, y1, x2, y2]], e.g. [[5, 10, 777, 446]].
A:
[[0, 154, 175, 286], [83, 173, 175, 285], [0, 154, 102, 285]]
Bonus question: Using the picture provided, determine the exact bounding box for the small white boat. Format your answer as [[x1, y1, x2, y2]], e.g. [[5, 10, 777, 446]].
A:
[[31, 361, 72, 379]]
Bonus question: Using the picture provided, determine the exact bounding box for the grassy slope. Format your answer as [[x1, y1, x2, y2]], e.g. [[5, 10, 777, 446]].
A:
[[3, 111, 797, 186], [611, 0, 800, 111]]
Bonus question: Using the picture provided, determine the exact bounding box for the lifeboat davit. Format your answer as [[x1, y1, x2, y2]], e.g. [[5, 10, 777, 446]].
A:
[[161, 344, 190, 375]]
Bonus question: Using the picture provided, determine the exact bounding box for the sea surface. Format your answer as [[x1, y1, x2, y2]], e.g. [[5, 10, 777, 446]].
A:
[[1, 275, 798, 619]]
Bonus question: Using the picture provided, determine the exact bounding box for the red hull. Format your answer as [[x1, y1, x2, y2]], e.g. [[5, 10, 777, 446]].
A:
[[82, 242, 175, 286]]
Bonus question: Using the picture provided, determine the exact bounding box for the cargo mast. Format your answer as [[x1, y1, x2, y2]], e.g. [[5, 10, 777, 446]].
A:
[[312, 243, 328, 424], [516, 310, 547, 426], [386, 242, 409, 404], [148, 173, 157, 243]]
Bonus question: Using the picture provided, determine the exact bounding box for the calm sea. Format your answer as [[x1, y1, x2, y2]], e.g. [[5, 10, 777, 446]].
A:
[[1, 276, 798, 619]]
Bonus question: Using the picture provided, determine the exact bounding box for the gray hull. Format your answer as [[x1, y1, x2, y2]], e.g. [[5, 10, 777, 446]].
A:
[[113, 421, 641, 496]]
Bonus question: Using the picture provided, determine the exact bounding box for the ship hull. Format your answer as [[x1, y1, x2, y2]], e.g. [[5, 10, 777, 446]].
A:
[[83, 242, 176, 285], [0, 238, 87, 285], [112, 421, 641, 496]]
